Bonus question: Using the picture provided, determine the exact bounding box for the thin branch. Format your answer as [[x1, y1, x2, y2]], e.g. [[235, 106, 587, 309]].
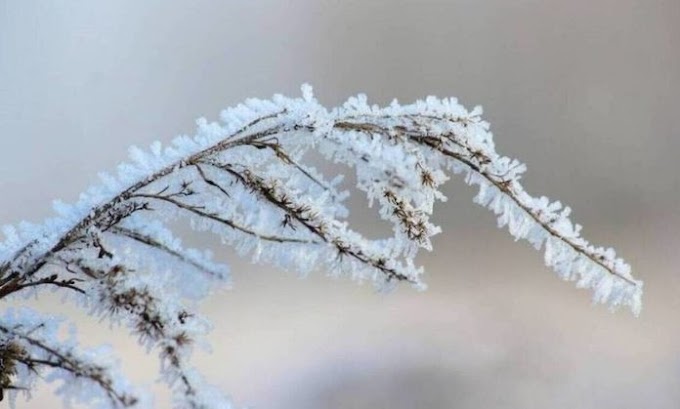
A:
[[129, 192, 314, 245], [427, 137, 639, 286], [12, 276, 85, 294], [250, 140, 337, 195], [194, 164, 231, 198], [109, 226, 226, 280]]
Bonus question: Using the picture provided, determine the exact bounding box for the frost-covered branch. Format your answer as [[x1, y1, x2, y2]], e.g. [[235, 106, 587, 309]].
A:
[[0, 85, 642, 408], [0, 309, 141, 408]]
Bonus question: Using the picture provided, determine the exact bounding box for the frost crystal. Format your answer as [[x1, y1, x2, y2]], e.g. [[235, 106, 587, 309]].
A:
[[0, 85, 642, 408]]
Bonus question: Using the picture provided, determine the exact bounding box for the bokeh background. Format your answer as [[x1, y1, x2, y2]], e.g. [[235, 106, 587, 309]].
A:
[[1, 1, 679, 408]]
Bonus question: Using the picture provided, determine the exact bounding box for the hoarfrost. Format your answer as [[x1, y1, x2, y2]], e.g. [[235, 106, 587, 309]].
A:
[[0, 85, 641, 408]]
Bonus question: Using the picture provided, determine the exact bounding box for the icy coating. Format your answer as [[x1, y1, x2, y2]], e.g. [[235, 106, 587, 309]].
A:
[[0, 85, 641, 409]]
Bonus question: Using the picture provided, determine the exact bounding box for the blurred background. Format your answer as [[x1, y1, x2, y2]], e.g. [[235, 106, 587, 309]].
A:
[[1, 1, 679, 408]]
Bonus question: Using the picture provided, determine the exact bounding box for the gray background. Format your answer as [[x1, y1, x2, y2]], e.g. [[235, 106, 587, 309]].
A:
[[1, 1, 679, 408]]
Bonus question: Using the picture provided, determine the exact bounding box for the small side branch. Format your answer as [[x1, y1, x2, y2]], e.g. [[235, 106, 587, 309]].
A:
[[129, 193, 314, 245], [109, 226, 226, 280]]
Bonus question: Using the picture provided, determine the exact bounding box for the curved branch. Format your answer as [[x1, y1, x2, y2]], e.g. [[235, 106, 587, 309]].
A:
[[334, 120, 638, 287], [201, 161, 418, 284]]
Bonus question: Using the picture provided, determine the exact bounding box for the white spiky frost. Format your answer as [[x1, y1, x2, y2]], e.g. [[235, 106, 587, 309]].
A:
[[0, 85, 641, 409]]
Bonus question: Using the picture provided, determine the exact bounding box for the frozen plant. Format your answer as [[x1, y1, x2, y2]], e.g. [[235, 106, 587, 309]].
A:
[[0, 85, 642, 408]]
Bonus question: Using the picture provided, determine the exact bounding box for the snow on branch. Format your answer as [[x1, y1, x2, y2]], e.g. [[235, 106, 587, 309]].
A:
[[0, 85, 642, 408]]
